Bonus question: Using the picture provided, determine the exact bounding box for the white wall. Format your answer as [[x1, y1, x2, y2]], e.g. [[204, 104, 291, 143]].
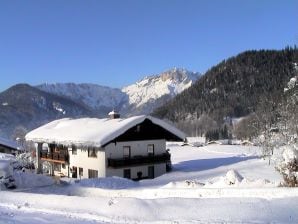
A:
[[105, 139, 167, 179], [105, 139, 166, 158], [69, 147, 106, 178]]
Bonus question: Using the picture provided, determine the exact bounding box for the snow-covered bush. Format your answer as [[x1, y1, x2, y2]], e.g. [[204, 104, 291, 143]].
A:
[[0, 156, 16, 189], [15, 152, 35, 170], [276, 145, 298, 187]]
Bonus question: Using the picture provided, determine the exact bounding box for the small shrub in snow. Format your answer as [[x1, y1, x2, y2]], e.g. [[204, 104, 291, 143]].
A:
[[276, 146, 298, 187], [185, 180, 205, 187]]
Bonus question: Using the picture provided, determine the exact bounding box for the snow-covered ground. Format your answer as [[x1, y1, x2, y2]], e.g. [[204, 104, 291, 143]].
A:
[[1, 144, 298, 223]]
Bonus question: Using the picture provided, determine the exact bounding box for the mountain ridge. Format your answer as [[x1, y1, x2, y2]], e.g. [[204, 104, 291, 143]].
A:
[[0, 68, 200, 139], [37, 68, 200, 116]]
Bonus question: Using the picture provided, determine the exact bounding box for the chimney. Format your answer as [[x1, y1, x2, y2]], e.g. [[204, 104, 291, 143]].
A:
[[108, 110, 120, 119]]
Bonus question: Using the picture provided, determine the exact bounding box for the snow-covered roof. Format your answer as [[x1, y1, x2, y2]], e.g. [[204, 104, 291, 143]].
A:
[[0, 137, 21, 150], [25, 115, 186, 147]]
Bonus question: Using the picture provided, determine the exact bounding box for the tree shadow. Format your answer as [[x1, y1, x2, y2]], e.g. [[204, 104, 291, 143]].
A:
[[173, 155, 258, 172]]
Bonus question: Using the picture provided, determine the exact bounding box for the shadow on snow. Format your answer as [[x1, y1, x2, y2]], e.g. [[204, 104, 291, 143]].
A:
[[172, 155, 258, 172]]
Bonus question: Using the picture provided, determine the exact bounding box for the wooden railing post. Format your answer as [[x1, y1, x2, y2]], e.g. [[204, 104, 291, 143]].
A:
[[36, 143, 43, 174]]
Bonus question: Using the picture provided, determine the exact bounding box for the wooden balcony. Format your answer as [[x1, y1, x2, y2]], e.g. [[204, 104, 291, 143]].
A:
[[108, 153, 171, 168], [40, 151, 69, 163]]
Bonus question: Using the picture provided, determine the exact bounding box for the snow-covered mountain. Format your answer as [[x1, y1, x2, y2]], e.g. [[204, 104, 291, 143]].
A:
[[37, 68, 200, 116], [37, 83, 128, 116], [121, 68, 200, 115], [122, 68, 200, 114], [0, 68, 199, 139]]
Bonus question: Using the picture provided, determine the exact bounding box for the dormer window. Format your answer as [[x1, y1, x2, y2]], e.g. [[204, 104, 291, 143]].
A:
[[136, 125, 141, 132]]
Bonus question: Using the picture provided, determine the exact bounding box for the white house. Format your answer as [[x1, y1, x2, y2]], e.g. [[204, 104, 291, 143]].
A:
[[25, 113, 185, 180]]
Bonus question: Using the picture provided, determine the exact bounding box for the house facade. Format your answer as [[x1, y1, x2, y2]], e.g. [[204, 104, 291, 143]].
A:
[[25, 114, 185, 180], [0, 137, 22, 155]]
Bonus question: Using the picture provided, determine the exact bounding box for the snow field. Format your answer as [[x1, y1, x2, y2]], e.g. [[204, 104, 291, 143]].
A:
[[1, 144, 298, 223], [1, 191, 298, 223]]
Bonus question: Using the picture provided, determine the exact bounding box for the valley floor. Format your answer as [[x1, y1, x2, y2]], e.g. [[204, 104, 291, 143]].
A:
[[1, 144, 298, 223]]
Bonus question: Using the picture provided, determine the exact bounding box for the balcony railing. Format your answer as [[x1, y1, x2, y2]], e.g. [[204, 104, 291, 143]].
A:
[[40, 151, 69, 163], [108, 153, 171, 168]]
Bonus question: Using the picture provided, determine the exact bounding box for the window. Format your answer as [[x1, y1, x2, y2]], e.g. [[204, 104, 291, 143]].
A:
[[49, 144, 56, 152], [88, 169, 98, 178], [123, 169, 131, 179], [72, 145, 77, 155], [147, 144, 154, 156], [88, 147, 97, 158], [123, 146, 131, 159], [79, 167, 83, 177], [136, 125, 141, 132], [56, 145, 64, 152], [62, 164, 66, 169]]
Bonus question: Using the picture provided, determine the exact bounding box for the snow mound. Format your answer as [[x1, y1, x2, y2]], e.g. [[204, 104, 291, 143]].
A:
[[224, 169, 243, 185], [13, 171, 55, 189], [77, 176, 139, 189], [205, 170, 276, 188], [162, 171, 275, 189]]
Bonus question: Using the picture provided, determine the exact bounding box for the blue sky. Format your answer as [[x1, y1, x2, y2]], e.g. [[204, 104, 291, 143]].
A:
[[0, 0, 297, 91]]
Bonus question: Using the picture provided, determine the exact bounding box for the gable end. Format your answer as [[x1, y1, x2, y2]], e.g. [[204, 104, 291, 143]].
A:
[[104, 119, 183, 146]]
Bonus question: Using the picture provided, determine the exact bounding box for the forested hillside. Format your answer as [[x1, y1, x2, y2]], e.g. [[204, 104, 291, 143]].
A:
[[153, 48, 298, 136]]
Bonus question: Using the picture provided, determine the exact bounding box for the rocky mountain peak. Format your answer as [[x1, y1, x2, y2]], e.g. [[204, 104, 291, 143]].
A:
[[121, 68, 201, 115], [159, 68, 199, 82]]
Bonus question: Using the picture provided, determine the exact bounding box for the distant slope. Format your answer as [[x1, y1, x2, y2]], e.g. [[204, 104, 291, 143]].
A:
[[0, 84, 94, 139], [153, 48, 298, 129], [37, 83, 128, 117]]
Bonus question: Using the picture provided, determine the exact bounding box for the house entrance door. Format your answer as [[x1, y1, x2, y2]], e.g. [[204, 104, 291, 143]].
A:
[[123, 169, 131, 179], [148, 166, 154, 179]]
